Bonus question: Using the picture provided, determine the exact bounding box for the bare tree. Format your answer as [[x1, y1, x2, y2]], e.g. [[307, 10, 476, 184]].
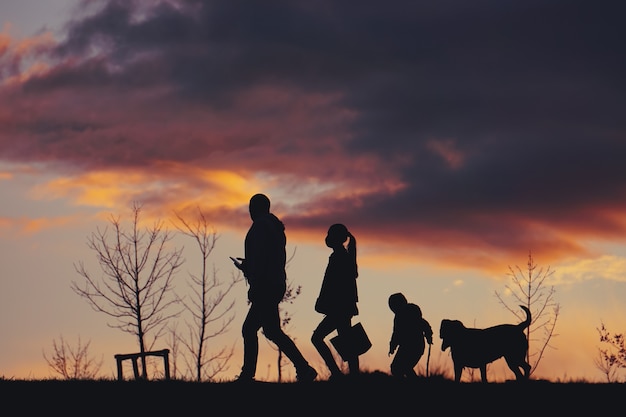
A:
[[43, 335, 103, 379], [172, 208, 241, 381], [495, 250, 560, 377], [595, 322, 626, 382], [71, 202, 184, 379]]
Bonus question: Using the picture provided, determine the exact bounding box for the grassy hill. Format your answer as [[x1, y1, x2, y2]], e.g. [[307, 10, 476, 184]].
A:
[[2, 372, 622, 415]]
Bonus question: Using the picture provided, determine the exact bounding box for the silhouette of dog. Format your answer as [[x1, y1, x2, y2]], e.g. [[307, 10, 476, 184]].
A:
[[439, 305, 531, 382]]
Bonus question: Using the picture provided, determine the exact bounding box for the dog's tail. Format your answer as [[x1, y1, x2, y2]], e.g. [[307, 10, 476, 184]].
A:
[[518, 305, 532, 330]]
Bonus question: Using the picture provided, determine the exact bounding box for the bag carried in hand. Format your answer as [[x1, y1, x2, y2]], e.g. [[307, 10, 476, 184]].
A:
[[330, 322, 372, 361]]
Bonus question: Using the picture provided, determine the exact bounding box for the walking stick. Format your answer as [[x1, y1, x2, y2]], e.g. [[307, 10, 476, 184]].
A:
[[426, 342, 431, 377]]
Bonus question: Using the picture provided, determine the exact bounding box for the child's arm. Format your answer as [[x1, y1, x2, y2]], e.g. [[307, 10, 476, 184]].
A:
[[389, 317, 399, 355], [423, 319, 434, 345], [389, 340, 398, 356]]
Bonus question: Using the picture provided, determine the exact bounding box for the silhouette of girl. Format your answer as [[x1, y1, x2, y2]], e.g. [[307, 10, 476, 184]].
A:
[[311, 223, 360, 379]]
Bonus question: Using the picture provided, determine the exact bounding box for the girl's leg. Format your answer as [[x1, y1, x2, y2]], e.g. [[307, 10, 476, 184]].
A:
[[312, 316, 342, 377], [337, 317, 360, 375]]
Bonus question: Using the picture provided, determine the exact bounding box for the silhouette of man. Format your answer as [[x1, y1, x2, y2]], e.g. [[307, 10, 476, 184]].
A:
[[388, 292, 433, 379], [312, 223, 360, 379], [232, 193, 317, 382]]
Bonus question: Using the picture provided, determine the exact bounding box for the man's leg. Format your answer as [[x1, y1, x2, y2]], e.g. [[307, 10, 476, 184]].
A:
[[262, 301, 316, 380], [239, 305, 262, 379]]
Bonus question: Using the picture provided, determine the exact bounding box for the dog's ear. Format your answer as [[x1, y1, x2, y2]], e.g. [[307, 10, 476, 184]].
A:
[[440, 320, 453, 351], [439, 319, 448, 336], [440, 320, 464, 341]]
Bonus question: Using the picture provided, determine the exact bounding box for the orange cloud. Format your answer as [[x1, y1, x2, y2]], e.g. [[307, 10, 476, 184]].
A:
[[26, 164, 262, 225], [552, 255, 626, 285], [0, 27, 56, 86], [0, 215, 73, 235]]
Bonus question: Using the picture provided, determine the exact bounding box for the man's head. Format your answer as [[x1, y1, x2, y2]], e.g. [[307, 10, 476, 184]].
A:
[[249, 193, 271, 221]]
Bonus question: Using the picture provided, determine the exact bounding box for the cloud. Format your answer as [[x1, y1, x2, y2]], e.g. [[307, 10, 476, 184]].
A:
[[553, 255, 626, 285], [1, 0, 625, 274], [0, 215, 74, 235], [0, 25, 56, 85]]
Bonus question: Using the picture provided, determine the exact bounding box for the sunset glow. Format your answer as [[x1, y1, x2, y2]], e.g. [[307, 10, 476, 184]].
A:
[[1, 0, 625, 383]]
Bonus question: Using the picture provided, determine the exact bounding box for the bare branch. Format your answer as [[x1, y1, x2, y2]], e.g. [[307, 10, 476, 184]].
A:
[[43, 335, 103, 380], [595, 322, 626, 382]]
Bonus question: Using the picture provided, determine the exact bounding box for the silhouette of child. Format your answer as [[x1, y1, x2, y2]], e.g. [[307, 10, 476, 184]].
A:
[[388, 292, 433, 379], [311, 223, 360, 379]]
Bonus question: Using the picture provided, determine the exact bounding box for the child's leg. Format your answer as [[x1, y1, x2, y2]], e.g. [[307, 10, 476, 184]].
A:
[[348, 355, 360, 375], [390, 347, 418, 378], [312, 316, 342, 377], [390, 350, 405, 377], [405, 366, 418, 379], [337, 317, 360, 375]]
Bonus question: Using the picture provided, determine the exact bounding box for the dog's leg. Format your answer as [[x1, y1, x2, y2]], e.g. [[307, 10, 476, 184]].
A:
[[505, 358, 522, 379], [505, 358, 531, 381], [480, 365, 488, 383], [454, 364, 463, 382], [511, 367, 524, 380]]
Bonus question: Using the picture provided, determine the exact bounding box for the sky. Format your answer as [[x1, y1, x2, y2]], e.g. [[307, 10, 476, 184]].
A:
[[1, 0, 626, 383]]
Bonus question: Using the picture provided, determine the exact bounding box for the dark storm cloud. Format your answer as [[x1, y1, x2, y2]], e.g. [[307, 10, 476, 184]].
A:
[[1, 0, 625, 267]]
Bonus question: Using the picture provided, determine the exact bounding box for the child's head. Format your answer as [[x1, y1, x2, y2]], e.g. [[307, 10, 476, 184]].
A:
[[325, 223, 349, 249], [388, 292, 408, 313]]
